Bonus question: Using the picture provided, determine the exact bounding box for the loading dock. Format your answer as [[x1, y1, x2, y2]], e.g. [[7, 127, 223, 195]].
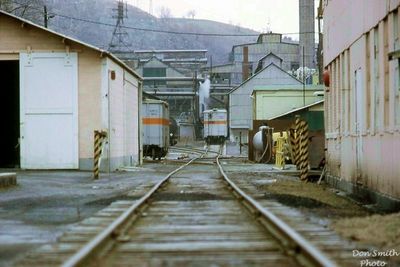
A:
[[0, 60, 19, 168]]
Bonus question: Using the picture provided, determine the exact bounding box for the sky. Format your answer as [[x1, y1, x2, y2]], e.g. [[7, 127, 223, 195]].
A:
[[127, 0, 319, 39]]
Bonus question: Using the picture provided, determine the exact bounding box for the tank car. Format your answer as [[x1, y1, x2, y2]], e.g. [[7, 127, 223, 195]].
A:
[[142, 99, 169, 160], [203, 108, 228, 145]]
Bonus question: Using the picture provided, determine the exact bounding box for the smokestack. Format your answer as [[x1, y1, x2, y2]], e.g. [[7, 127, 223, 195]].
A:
[[299, 0, 315, 69], [242, 46, 249, 81]]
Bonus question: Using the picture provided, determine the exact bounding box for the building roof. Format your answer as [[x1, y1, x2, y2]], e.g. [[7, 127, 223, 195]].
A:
[[268, 100, 324, 120], [140, 56, 186, 76], [232, 35, 299, 49], [0, 10, 142, 80], [252, 84, 324, 92], [258, 52, 283, 62], [134, 49, 208, 53], [255, 52, 283, 72], [229, 62, 303, 94]]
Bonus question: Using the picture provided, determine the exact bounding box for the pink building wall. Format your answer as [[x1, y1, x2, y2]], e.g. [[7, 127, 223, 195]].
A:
[[323, 0, 400, 200]]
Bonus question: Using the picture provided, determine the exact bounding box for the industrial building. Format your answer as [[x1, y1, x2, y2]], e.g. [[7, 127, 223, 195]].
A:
[[229, 59, 303, 143], [323, 0, 400, 202], [117, 49, 208, 75], [116, 49, 208, 139], [230, 33, 301, 77], [251, 85, 324, 121], [250, 100, 325, 168], [0, 10, 142, 170]]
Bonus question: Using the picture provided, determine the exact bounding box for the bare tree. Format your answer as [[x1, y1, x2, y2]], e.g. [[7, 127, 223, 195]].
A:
[[158, 6, 172, 19], [187, 9, 196, 19], [0, 0, 46, 25]]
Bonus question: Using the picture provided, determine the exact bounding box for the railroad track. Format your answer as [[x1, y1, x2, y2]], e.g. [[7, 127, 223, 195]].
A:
[[170, 145, 221, 156], [16, 146, 338, 267]]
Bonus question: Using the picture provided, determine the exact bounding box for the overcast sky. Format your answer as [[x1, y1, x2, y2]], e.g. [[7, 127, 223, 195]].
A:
[[128, 0, 319, 39]]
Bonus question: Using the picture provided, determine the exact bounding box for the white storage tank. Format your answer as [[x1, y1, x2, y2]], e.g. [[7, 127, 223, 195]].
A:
[[203, 108, 228, 144], [142, 99, 169, 159]]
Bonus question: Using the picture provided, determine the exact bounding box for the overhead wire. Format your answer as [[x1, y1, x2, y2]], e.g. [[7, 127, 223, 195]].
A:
[[7, 0, 317, 37]]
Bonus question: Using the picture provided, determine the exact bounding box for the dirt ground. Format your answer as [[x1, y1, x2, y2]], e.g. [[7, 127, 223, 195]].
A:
[[248, 173, 400, 258], [332, 213, 400, 252], [261, 179, 371, 218]]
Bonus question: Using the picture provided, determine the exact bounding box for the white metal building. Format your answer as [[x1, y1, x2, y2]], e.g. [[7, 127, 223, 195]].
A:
[[229, 59, 303, 143], [0, 11, 142, 171]]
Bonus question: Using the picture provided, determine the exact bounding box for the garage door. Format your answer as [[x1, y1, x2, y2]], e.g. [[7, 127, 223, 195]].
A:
[[20, 52, 78, 169]]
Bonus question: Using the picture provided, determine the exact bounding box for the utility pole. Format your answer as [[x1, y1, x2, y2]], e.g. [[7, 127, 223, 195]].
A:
[[44, 5, 48, 28], [303, 46, 306, 106], [149, 0, 153, 15], [109, 0, 131, 52]]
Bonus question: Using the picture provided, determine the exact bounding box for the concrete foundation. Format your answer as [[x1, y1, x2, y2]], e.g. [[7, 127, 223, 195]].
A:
[[326, 175, 400, 212]]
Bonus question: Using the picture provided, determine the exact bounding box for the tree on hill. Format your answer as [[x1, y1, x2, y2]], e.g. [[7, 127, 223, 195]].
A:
[[0, 0, 46, 25]]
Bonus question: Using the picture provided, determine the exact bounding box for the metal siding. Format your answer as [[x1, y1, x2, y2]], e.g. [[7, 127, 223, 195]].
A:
[[204, 110, 227, 138], [229, 64, 302, 130], [142, 101, 168, 147], [325, 5, 400, 198], [124, 70, 139, 164]]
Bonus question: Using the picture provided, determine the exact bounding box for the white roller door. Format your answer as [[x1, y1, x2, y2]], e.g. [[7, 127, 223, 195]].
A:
[[20, 52, 78, 169]]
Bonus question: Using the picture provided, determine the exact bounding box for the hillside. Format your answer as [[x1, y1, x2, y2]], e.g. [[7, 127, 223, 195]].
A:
[[41, 0, 259, 64]]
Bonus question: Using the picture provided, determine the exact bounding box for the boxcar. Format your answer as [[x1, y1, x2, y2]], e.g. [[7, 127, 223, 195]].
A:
[[203, 109, 228, 144], [142, 99, 169, 159]]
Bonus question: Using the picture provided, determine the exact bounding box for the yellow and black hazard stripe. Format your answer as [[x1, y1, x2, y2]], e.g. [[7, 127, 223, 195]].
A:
[[298, 120, 309, 181], [93, 130, 107, 179]]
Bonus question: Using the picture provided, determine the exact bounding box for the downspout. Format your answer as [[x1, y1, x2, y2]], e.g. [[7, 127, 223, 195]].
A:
[[107, 70, 111, 173], [138, 80, 143, 165]]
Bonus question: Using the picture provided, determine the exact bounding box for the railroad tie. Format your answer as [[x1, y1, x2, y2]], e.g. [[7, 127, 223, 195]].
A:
[[298, 120, 309, 181], [93, 130, 107, 179]]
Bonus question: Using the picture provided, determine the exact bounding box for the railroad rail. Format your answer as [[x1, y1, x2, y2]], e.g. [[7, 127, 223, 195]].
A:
[[171, 145, 221, 155], [17, 145, 339, 267], [216, 154, 336, 267], [62, 150, 208, 267]]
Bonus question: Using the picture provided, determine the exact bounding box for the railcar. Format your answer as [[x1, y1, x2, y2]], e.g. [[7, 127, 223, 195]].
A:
[[203, 108, 228, 145], [142, 99, 169, 160]]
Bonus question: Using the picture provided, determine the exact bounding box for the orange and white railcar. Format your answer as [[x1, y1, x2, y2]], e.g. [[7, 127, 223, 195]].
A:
[[203, 108, 228, 144], [142, 99, 169, 159]]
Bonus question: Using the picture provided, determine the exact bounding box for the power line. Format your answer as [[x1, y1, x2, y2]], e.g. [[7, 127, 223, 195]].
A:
[[7, 0, 317, 37]]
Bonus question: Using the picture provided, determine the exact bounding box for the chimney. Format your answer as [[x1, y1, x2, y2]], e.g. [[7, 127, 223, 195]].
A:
[[299, 0, 315, 69], [242, 46, 249, 81]]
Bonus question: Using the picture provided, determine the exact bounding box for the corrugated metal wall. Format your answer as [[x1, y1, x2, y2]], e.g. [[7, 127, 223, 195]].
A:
[[324, 2, 400, 199]]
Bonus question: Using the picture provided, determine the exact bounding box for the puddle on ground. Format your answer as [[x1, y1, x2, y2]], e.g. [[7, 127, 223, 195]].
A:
[[265, 193, 331, 208]]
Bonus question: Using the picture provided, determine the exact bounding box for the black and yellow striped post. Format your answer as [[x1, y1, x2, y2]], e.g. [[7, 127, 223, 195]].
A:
[[292, 116, 302, 169], [93, 130, 107, 180], [298, 120, 309, 181]]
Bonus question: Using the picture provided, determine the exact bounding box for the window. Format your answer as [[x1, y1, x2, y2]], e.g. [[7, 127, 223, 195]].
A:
[[396, 59, 400, 126], [394, 11, 399, 50], [384, 19, 390, 127], [143, 67, 166, 86], [366, 32, 371, 131], [393, 12, 400, 126], [373, 27, 380, 131]]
